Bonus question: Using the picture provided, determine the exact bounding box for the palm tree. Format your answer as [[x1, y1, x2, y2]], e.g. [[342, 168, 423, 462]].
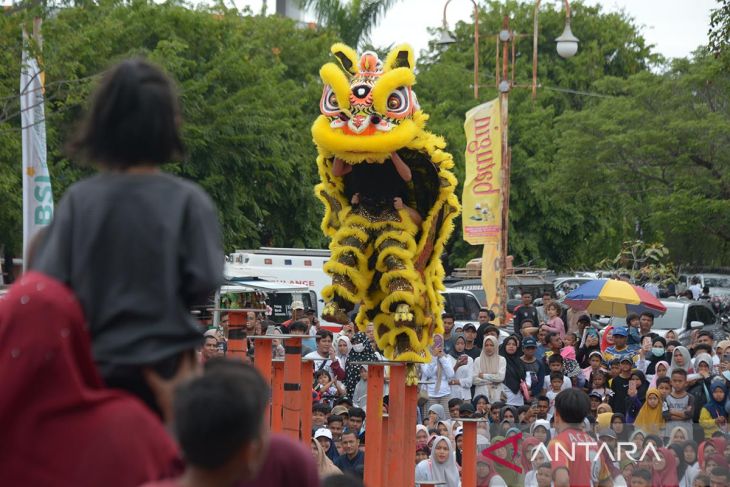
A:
[[298, 0, 401, 48]]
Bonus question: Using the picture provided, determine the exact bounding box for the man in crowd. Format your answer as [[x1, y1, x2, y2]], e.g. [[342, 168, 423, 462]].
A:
[[442, 313, 456, 355], [304, 329, 345, 381], [603, 326, 639, 364], [521, 336, 546, 398], [475, 308, 495, 346], [348, 407, 366, 439], [462, 323, 482, 359], [549, 389, 602, 487], [514, 292, 539, 330], [281, 300, 306, 330], [334, 431, 364, 478], [200, 335, 219, 364], [609, 356, 633, 415], [536, 291, 553, 324], [289, 320, 314, 355]]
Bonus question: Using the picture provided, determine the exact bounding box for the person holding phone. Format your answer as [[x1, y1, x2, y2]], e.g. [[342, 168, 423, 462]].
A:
[[422, 334, 456, 418], [447, 336, 474, 400]]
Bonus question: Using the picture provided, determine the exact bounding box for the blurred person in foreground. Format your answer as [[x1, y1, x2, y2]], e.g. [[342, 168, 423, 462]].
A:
[[0, 272, 180, 486], [143, 360, 319, 487]]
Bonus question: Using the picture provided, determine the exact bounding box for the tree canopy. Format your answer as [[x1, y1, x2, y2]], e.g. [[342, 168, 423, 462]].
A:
[[0, 0, 727, 272]]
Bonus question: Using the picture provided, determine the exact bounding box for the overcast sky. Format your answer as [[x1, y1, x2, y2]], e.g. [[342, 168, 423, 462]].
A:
[[233, 0, 717, 60]]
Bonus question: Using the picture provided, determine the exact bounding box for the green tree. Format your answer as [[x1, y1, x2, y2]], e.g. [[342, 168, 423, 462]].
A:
[[298, 0, 399, 48], [415, 0, 658, 270], [0, 0, 337, 257]]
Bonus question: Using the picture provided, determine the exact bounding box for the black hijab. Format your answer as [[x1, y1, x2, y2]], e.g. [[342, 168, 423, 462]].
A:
[[499, 335, 525, 394], [345, 332, 378, 398]]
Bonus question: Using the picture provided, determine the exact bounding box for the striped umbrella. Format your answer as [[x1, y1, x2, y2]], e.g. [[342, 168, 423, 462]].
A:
[[563, 279, 667, 317]]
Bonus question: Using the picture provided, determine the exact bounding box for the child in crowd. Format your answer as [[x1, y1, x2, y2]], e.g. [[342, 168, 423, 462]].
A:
[[30, 59, 224, 410], [543, 355, 570, 393], [591, 370, 612, 399], [630, 469, 652, 487], [352, 366, 368, 409], [314, 370, 344, 406], [546, 372, 564, 417], [312, 403, 331, 430], [656, 376, 672, 399], [634, 387, 665, 437], [699, 382, 728, 438], [663, 369, 696, 441], [535, 462, 553, 487]]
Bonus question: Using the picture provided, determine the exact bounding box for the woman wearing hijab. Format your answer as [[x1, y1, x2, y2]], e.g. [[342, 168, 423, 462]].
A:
[[415, 436, 461, 487], [448, 336, 474, 401], [345, 332, 378, 398], [427, 403, 447, 426], [311, 439, 341, 478], [335, 335, 352, 370], [700, 382, 728, 438], [649, 360, 670, 387], [652, 447, 680, 487], [634, 387, 665, 437], [600, 325, 614, 353], [610, 413, 630, 442], [0, 272, 180, 487], [670, 346, 693, 373], [644, 336, 668, 375], [477, 454, 507, 487], [519, 437, 544, 486], [499, 335, 528, 406], [669, 443, 693, 487], [473, 336, 506, 404], [487, 435, 519, 486], [577, 328, 601, 369]]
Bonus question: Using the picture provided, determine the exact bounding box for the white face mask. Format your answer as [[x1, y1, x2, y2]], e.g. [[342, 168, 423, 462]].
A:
[[353, 343, 365, 353]]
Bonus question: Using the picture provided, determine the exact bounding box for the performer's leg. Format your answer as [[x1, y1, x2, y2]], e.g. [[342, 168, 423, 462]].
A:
[[321, 214, 373, 324]]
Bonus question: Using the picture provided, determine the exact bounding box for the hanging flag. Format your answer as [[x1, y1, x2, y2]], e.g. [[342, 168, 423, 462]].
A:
[[20, 25, 53, 270], [462, 99, 504, 323], [462, 99, 502, 245]]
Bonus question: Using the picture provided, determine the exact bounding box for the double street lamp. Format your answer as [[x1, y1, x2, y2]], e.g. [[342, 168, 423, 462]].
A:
[[440, 0, 579, 99]]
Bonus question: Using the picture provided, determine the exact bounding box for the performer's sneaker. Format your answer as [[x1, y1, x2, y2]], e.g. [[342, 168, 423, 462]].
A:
[[322, 302, 350, 325], [394, 303, 414, 325]]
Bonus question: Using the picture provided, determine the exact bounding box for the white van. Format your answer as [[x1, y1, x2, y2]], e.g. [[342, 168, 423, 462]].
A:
[[225, 247, 486, 331]]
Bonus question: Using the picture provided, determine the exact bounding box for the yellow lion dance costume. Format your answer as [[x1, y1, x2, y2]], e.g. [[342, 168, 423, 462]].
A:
[[313, 43, 460, 364]]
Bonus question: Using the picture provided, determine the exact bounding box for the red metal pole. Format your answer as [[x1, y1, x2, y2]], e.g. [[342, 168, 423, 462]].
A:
[[283, 336, 302, 440], [300, 360, 314, 445], [271, 360, 285, 432], [385, 365, 406, 486], [462, 420, 478, 487], [253, 338, 273, 384], [364, 365, 385, 487], [381, 414, 389, 487], [404, 381, 419, 487]]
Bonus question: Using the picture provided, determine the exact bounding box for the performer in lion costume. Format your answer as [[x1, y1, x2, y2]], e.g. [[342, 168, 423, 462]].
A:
[[312, 43, 460, 365]]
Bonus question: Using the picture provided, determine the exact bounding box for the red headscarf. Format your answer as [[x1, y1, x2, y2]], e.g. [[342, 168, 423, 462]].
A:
[[0, 272, 180, 487], [476, 454, 499, 487], [520, 437, 543, 472], [600, 325, 614, 353], [652, 447, 679, 487]]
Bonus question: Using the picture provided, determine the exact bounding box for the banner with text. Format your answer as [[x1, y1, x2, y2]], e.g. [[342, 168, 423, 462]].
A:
[[462, 99, 502, 245], [20, 30, 53, 270]]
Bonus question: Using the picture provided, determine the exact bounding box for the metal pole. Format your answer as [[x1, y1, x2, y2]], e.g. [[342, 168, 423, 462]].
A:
[[363, 365, 385, 487], [271, 360, 285, 432], [283, 336, 302, 440], [403, 382, 419, 487], [443, 0, 480, 99], [499, 16, 511, 325], [300, 360, 313, 445], [461, 420, 479, 487], [385, 365, 407, 486]]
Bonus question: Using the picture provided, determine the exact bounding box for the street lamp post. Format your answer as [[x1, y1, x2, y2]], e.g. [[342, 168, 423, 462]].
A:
[[440, 1, 578, 325], [441, 0, 480, 99]]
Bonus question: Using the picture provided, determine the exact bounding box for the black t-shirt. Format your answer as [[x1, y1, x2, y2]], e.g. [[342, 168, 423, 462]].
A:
[[610, 375, 630, 414], [513, 305, 539, 330], [463, 345, 482, 360]]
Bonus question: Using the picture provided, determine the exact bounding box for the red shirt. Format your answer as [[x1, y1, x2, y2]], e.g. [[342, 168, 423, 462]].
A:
[[549, 428, 600, 487]]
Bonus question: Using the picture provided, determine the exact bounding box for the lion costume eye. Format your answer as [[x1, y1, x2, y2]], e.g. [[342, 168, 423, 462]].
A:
[[385, 87, 411, 119], [320, 85, 341, 116]]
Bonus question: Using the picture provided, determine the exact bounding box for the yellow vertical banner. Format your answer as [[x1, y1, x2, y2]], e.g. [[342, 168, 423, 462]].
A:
[[462, 99, 503, 323]]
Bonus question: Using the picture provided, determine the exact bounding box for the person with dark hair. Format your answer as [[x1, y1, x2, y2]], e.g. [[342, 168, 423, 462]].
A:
[[549, 389, 602, 487], [448, 398, 464, 419], [710, 467, 730, 486], [333, 431, 364, 479], [200, 335, 219, 365], [441, 313, 456, 355], [663, 368, 696, 441], [141, 361, 270, 486], [322, 473, 366, 487], [630, 468, 652, 487], [30, 59, 223, 405], [347, 407, 366, 438], [289, 320, 315, 355], [0, 272, 181, 486], [475, 308, 495, 347], [305, 329, 346, 381]]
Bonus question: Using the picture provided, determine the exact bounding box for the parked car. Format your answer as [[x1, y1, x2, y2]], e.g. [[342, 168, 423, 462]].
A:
[[440, 288, 509, 338], [648, 298, 725, 345]]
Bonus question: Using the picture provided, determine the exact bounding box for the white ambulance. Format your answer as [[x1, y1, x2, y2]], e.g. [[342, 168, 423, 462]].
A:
[[225, 247, 486, 330]]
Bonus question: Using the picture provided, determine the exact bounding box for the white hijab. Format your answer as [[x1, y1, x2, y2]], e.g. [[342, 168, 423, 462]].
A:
[[478, 336, 501, 375], [336, 336, 352, 369], [415, 436, 460, 487]]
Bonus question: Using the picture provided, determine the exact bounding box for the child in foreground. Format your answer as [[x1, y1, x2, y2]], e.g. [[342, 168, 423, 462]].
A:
[[31, 59, 223, 408]]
